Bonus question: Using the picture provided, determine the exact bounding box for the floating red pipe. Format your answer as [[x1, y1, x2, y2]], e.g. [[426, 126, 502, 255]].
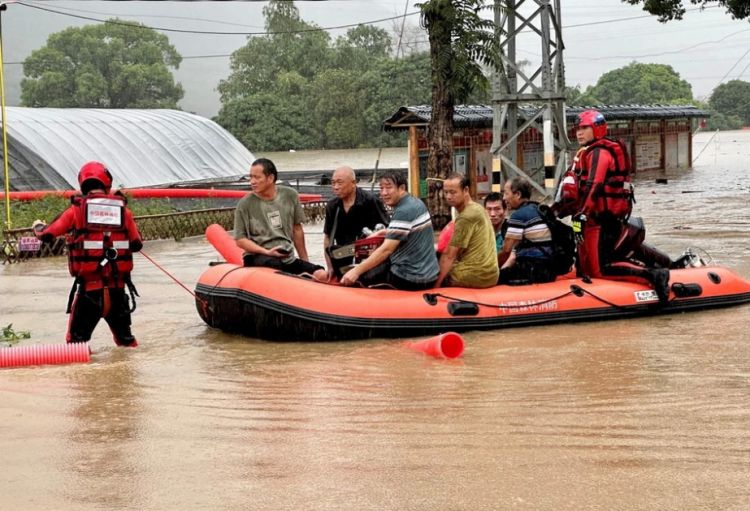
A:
[[205, 224, 244, 265], [0, 343, 91, 369], [406, 332, 465, 359], [0, 189, 323, 204]]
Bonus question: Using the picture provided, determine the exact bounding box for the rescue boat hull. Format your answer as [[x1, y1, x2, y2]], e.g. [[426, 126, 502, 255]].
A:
[[194, 264, 750, 341]]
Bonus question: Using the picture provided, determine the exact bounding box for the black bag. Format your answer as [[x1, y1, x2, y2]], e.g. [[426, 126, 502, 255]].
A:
[[538, 204, 576, 276]]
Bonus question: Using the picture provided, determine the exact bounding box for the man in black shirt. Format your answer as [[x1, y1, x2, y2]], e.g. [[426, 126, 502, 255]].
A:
[[323, 166, 389, 279]]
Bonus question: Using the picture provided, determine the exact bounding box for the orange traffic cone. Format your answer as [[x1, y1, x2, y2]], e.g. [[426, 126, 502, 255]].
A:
[[0, 343, 91, 369], [406, 332, 464, 359], [205, 224, 244, 265]]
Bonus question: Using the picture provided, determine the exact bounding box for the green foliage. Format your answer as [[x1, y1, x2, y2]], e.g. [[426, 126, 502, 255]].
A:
[[21, 19, 183, 108], [709, 80, 750, 125], [705, 111, 743, 130], [417, 0, 498, 102], [621, 0, 750, 22], [2, 324, 31, 346], [583, 62, 693, 105], [215, 0, 432, 151]]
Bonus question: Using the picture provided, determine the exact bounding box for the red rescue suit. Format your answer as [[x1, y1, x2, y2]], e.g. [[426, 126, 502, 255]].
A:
[[38, 193, 143, 345], [567, 139, 669, 303]]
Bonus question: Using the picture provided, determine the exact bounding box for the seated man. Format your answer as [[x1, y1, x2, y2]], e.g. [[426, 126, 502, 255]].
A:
[[234, 158, 327, 281], [484, 192, 509, 252], [323, 166, 389, 279], [340, 171, 438, 290], [498, 177, 556, 285], [436, 174, 498, 288]]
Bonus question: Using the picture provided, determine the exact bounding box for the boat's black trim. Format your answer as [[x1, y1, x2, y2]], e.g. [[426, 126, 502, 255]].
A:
[[194, 283, 750, 341]]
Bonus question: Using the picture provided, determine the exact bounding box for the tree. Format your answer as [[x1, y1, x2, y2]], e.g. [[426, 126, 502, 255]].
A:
[[583, 62, 693, 105], [216, 0, 433, 152], [218, 72, 317, 151], [710, 80, 750, 125], [21, 20, 183, 108], [621, 1, 749, 21], [417, 0, 498, 228], [217, 1, 332, 104]]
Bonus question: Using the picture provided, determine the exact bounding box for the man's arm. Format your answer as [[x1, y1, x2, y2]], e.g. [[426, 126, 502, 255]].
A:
[[292, 223, 309, 261], [34, 207, 75, 243], [124, 209, 143, 252], [436, 245, 460, 287], [579, 148, 612, 217], [235, 236, 285, 257], [497, 237, 519, 268], [340, 238, 399, 286]]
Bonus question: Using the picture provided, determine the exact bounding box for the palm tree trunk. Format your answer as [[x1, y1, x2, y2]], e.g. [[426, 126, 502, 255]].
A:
[[425, 3, 454, 230]]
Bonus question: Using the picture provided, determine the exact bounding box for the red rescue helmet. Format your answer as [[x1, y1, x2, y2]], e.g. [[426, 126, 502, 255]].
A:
[[78, 161, 113, 194], [575, 109, 607, 139]]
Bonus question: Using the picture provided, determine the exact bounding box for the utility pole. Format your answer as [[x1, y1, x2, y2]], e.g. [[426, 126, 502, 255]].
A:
[[491, 0, 571, 198]]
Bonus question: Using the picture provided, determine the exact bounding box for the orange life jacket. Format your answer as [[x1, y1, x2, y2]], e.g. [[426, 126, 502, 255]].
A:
[[575, 137, 634, 220], [66, 193, 133, 288]]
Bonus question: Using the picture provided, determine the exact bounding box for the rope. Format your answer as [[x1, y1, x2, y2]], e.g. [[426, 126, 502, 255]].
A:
[[424, 289, 574, 309], [138, 249, 204, 304], [424, 282, 647, 312]]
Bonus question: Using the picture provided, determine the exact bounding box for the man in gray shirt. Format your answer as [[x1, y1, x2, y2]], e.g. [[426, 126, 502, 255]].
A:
[[234, 158, 327, 281], [340, 171, 438, 290]]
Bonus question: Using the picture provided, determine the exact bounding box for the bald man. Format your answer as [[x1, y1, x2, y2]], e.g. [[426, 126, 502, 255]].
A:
[[323, 166, 389, 279]]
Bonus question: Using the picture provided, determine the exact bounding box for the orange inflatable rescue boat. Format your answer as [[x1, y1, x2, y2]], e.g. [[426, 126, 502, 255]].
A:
[[195, 226, 750, 341]]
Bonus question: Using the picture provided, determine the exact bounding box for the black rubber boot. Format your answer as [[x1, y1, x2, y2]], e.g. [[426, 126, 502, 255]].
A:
[[651, 268, 671, 305]]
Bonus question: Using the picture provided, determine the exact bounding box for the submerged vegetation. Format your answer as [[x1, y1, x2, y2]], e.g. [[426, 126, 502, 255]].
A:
[[2, 324, 31, 346], [1, 195, 179, 230]]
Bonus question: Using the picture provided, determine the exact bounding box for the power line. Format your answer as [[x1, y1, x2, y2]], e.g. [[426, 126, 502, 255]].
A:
[[714, 48, 750, 89], [17, 1, 420, 36], [22, 1, 265, 29], [566, 28, 750, 61]]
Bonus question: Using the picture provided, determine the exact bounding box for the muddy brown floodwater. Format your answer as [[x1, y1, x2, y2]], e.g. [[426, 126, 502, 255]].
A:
[[1, 131, 749, 510]]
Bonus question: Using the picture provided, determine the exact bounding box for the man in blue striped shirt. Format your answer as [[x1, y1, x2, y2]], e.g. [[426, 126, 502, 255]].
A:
[[340, 172, 439, 290], [498, 177, 557, 285]]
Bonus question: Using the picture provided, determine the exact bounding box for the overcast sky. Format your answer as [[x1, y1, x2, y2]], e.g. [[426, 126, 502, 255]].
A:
[[3, 0, 749, 118]]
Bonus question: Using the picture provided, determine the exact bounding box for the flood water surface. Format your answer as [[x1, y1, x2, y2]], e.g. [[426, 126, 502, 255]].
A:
[[1, 131, 749, 510]]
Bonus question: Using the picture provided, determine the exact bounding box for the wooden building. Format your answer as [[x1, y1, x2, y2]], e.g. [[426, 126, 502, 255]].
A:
[[383, 104, 709, 198]]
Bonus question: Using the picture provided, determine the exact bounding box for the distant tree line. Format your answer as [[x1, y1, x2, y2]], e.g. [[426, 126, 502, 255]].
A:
[[20, 2, 750, 145], [213, 1, 436, 152], [566, 62, 750, 130]]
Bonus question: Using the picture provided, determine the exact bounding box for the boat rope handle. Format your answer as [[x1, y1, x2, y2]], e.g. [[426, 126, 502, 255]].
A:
[[422, 289, 575, 309], [423, 283, 638, 311]]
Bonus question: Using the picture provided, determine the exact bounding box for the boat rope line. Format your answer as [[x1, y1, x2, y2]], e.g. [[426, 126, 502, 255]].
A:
[[423, 284, 634, 311], [138, 250, 211, 314]]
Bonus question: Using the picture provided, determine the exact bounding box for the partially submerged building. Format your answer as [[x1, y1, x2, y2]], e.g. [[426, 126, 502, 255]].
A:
[[383, 104, 710, 197], [0, 108, 255, 191]]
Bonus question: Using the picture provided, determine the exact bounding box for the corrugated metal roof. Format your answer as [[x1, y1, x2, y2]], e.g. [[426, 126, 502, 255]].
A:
[[383, 104, 711, 131], [1, 107, 255, 190]]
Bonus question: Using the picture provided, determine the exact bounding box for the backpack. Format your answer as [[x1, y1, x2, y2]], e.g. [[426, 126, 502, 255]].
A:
[[538, 204, 576, 276]]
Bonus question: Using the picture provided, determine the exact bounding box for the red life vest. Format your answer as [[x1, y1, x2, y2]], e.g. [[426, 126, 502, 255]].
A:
[[575, 137, 634, 220], [66, 193, 134, 289]]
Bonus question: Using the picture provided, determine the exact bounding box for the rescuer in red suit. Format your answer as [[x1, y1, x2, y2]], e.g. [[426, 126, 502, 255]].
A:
[[555, 110, 671, 304], [34, 162, 143, 346]]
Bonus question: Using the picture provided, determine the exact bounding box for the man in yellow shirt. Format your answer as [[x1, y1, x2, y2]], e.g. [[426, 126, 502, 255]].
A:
[[436, 174, 499, 288]]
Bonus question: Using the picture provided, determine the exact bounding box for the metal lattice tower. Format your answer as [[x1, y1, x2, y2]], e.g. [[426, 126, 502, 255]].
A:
[[491, 0, 572, 197]]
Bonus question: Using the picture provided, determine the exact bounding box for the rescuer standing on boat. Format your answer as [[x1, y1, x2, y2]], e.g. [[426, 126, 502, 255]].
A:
[[555, 109, 670, 304], [33, 162, 143, 347]]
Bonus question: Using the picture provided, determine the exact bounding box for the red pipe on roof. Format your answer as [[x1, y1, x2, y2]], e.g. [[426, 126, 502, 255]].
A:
[[0, 189, 323, 203]]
